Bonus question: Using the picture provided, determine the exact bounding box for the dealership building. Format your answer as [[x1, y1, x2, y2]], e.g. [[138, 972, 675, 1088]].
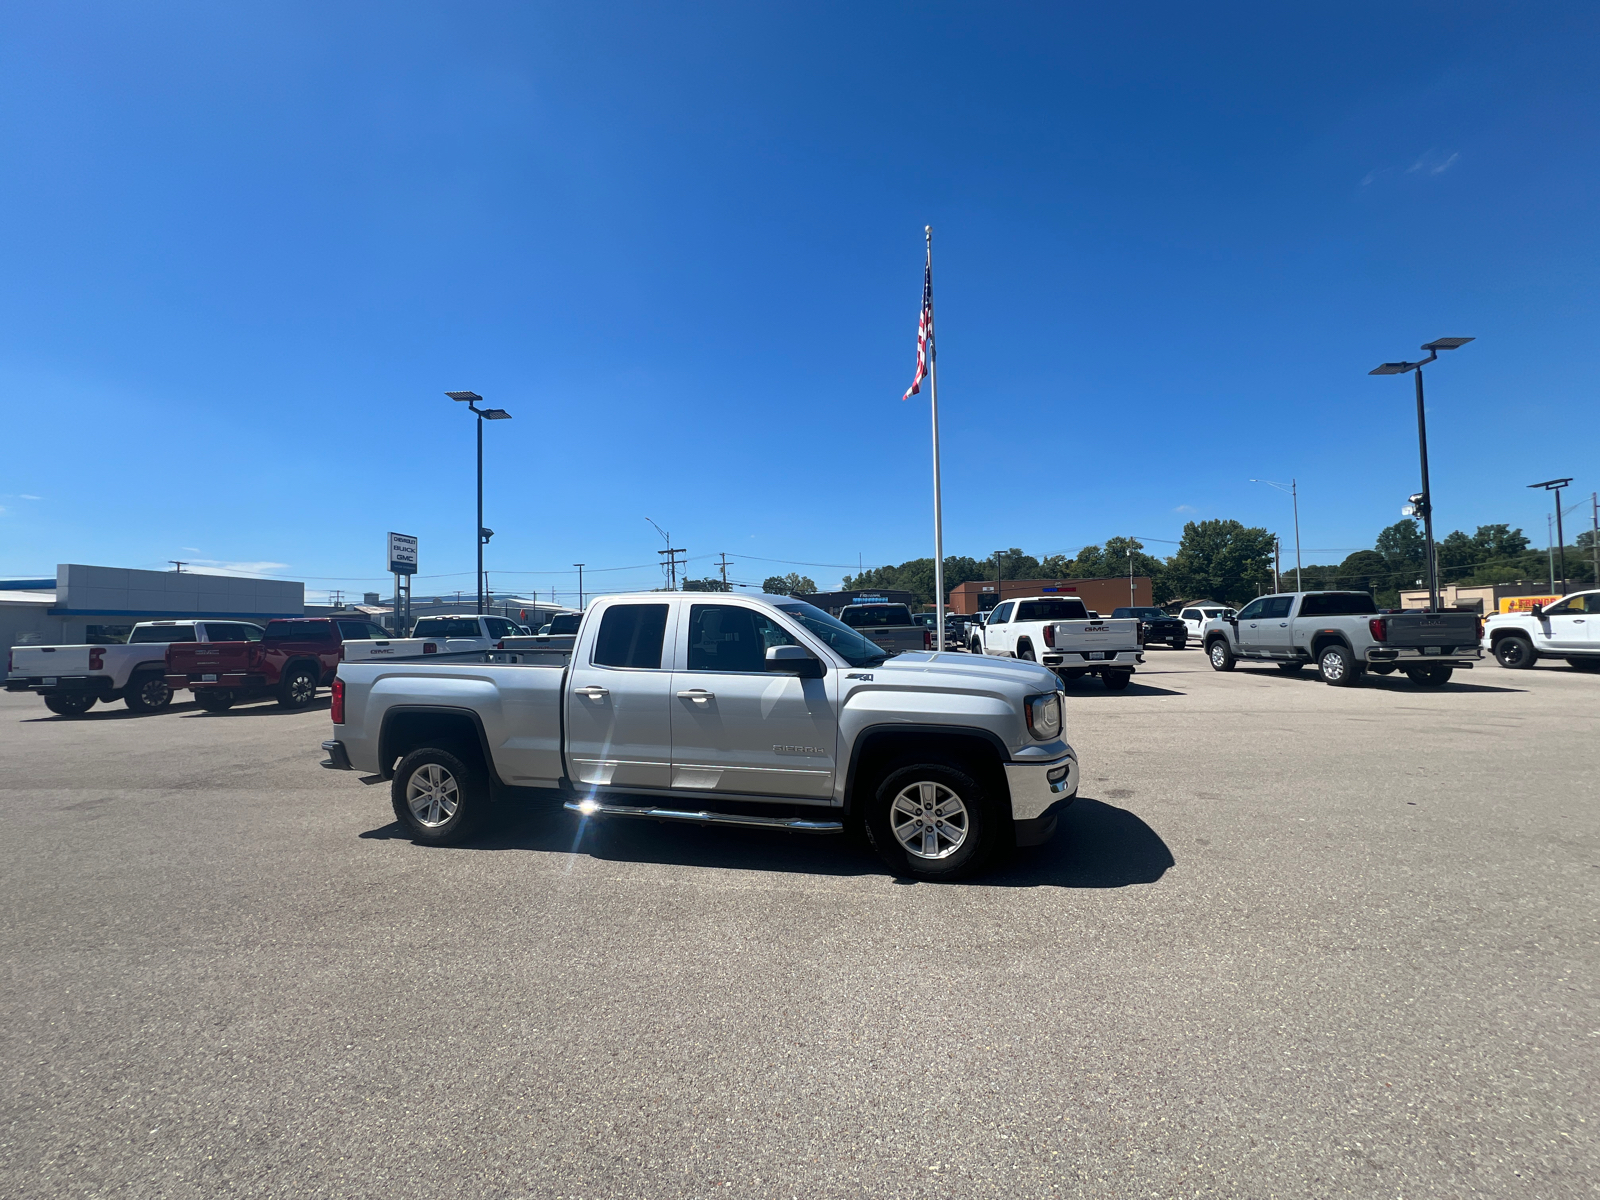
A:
[[0, 565, 304, 651]]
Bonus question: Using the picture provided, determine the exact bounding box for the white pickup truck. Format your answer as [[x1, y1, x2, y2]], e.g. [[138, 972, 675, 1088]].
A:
[[407, 614, 523, 654], [969, 596, 1144, 690], [323, 592, 1080, 880], [1481, 589, 1600, 671], [5, 619, 263, 715]]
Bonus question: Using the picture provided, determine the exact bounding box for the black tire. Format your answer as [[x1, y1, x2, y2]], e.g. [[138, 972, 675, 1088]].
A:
[[1173, 637, 1187, 651], [1368, 664, 1397, 675], [1102, 670, 1133, 691], [277, 664, 319, 709], [1207, 639, 1235, 672], [43, 693, 96, 716], [1405, 665, 1453, 687], [123, 672, 173, 714], [863, 760, 999, 881], [969, 639, 984, 655], [1494, 636, 1536, 669], [1317, 643, 1362, 687], [1018, 642, 1036, 662], [391, 745, 491, 844], [1276, 661, 1305, 674], [1057, 668, 1088, 681], [1567, 657, 1600, 673], [194, 690, 235, 712]]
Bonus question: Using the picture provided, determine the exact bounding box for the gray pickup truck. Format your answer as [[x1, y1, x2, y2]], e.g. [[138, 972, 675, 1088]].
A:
[[1202, 591, 1482, 686], [836, 603, 930, 655], [323, 592, 1078, 880]]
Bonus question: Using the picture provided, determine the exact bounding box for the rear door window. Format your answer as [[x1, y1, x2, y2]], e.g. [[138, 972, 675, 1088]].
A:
[[990, 602, 1014, 624], [591, 604, 669, 669], [129, 625, 197, 644]]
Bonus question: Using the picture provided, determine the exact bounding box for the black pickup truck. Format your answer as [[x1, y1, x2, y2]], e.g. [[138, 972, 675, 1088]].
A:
[[1112, 606, 1188, 649]]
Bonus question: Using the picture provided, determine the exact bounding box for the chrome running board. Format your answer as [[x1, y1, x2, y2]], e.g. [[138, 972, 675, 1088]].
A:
[[563, 799, 842, 834]]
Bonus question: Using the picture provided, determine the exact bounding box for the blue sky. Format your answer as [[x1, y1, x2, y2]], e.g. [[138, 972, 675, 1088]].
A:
[[2, 3, 1596, 602]]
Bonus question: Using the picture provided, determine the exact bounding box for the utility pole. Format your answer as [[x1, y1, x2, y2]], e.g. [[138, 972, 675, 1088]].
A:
[[1127, 544, 1135, 607], [658, 548, 685, 590], [574, 564, 585, 609], [1528, 478, 1574, 594], [1547, 515, 1555, 591], [1273, 536, 1281, 593], [1592, 492, 1598, 589], [169, 561, 186, 573], [717, 553, 729, 591], [994, 549, 1006, 608]]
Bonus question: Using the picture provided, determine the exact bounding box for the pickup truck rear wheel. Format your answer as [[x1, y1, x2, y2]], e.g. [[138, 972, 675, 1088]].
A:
[[391, 746, 488, 844], [1017, 643, 1036, 662], [123, 672, 173, 713], [1317, 644, 1362, 686], [277, 664, 319, 709], [1102, 670, 1132, 690], [1207, 640, 1235, 672], [865, 761, 997, 881], [1494, 636, 1536, 669], [968, 638, 984, 655], [43, 693, 96, 716], [194, 690, 234, 712], [1404, 665, 1453, 687]]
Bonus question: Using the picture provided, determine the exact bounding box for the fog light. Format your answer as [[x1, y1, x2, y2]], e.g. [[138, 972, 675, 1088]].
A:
[[1047, 765, 1068, 784]]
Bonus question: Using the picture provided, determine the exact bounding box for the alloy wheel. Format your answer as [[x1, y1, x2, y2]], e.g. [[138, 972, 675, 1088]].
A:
[[291, 673, 315, 704], [889, 780, 969, 861], [406, 763, 460, 828]]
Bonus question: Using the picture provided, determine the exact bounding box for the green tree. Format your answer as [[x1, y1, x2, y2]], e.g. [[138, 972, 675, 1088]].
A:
[[682, 577, 730, 592], [1336, 550, 1389, 594], [761, 573, 816, 596], [1166, 520, 1276, 605], [1375, 519, 1426, 588]]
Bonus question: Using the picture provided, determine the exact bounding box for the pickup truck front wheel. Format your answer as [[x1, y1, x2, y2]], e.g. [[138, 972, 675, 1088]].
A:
[[1494, 636, 1536, 669], [1405, 665, 1453, 687], [866, 762, 997, 881], [1207, 640, 1235, 672], [123, 672, 173, 713], [392, 746, 488, 844], [1317, 644, 1363, 687], [194, 690, 234, 712]]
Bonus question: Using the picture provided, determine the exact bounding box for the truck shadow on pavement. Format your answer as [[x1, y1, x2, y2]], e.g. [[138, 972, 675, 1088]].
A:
[[359, 795, 1174, 889], [1057, 679, 1187, 698], [1227, 667, 1526, 695]]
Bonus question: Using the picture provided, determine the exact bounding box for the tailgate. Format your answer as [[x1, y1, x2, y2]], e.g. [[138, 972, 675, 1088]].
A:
[[1051, 619, 1140, 651], [342, 638, 434, 662], [1386, 612, 1479, 649], [167, 643, 255, 674], [10, 646, 92, 674]]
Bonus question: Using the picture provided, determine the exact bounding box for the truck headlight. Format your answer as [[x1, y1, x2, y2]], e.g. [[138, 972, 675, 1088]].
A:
[[1025, 692, 1062, 740]]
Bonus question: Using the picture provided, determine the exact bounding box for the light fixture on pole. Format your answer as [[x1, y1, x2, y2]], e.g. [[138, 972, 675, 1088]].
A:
[[1369, 337, 1474, 612], [447, 391, 512, 614], [1528, 478, 1574, 594], [1249, 478, 1302, 592]]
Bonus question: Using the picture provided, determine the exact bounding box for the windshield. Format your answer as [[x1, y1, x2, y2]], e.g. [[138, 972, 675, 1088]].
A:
[[547, 613, 582, 635], [775, 601, 890, 666], [840, 605, 912, 627]]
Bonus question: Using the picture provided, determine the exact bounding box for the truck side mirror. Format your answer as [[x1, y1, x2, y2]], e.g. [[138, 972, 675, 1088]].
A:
[[766, 645, 823, 678], [1530, 604, 1544, 617]]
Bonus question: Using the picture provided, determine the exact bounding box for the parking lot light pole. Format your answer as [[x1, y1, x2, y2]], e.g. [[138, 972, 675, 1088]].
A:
[[447, 391, 512, 614], [1528, 478, 1574, 594], [1249, 479, 1301, 591], [1370, 337, 1474, 612]]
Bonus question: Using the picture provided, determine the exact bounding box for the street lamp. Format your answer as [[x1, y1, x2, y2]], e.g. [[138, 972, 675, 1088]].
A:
[[1528, 477, 1574, 593], [1249, 478, 1301, 592], [1369, 337, 1474, 611], [446, 391, 512, 614]]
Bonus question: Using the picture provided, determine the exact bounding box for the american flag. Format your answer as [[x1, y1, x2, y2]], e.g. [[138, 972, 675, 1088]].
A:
[[902, 251, 932, 400]]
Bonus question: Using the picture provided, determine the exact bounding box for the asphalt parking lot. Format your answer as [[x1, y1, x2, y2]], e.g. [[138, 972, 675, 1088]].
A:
[[2, 650, 1596, 1198]]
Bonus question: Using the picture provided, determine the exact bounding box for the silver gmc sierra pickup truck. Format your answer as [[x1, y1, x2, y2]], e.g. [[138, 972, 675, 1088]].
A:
[[322, 591, 1080, 880]]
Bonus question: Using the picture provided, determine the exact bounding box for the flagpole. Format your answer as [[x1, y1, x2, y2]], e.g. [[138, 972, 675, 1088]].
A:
[[926, 225, 945, 652]]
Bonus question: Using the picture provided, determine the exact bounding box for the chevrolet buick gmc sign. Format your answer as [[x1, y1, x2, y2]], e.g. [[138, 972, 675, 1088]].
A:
[[388, 533, 418, 575]]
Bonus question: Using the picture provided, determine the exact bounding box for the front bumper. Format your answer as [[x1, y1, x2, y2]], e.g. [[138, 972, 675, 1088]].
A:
[[1005, 745, 1079, 823], [1041, 650, 1143, 668]]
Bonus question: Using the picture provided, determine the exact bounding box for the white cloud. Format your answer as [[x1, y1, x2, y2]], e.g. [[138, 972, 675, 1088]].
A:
[[1406, 149, 1459, 176], [183, 559, 290, 578], [1174, 504, 1197, 513], [19, 494, 41, 501]]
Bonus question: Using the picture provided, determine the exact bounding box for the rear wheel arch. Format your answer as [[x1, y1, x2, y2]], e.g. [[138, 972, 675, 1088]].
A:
[[1309, 632, 1353, 660], [379, 706, 495, 785], [844, 726, 1009, 818]]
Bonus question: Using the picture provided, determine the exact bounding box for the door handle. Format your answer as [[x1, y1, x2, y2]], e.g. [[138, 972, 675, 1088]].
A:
[[676, 690, 714, 703], [1279, 622, 1288, 627], [574, 686, 610, 698]]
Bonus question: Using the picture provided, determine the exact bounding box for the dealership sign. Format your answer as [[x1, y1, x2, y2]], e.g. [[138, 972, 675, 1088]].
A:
[[388, 532, 418, 576]]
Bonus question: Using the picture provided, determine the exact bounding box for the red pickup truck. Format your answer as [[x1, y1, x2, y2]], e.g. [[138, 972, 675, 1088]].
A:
[[165, 616, 389, 712]]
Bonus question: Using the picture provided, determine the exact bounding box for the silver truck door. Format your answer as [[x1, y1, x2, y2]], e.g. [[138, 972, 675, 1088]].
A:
[[1256, 596, 1295, 655], [1233, 597, 1269, 654], [565, 601, 676, 789], [669, 602, 836, 800]]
